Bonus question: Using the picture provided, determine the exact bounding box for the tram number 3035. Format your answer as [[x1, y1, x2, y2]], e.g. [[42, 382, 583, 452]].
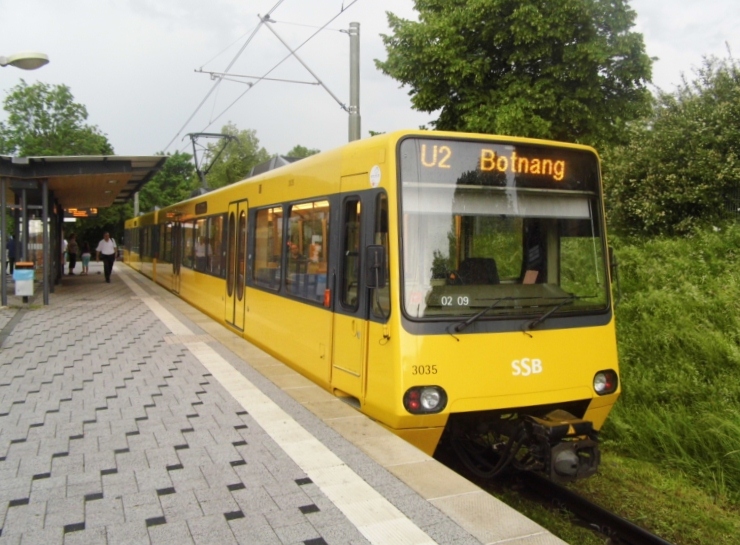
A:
[[411, 365, 438, 375]]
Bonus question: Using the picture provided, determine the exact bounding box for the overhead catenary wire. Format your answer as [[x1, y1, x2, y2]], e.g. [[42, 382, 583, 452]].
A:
[[162, 22, 264, 152], [195, 69, 320, 86], [264, 19, 346, 32], [197, 26, 258, 70], [262, 14, 349, 112], [171, 0, 362, 154], [162, 0, 289, 152]]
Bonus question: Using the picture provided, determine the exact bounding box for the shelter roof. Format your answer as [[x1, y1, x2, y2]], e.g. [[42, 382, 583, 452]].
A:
[[0, 155, 167, 209]]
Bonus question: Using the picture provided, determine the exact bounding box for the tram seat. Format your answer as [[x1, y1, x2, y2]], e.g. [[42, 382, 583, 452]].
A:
[[458, 257, 500, 285]]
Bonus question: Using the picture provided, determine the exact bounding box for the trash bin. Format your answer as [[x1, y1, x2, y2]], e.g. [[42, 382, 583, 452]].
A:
[[13, 262, 34, 297]]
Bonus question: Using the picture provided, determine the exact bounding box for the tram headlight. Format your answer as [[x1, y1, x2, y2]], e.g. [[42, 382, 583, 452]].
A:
[[403, 386, 447, 414], [420, 388, 440, 410], [593, 370, 618, 395]]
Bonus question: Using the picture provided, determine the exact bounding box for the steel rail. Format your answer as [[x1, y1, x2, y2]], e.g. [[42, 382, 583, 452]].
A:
[[519, 472, 676, 545]]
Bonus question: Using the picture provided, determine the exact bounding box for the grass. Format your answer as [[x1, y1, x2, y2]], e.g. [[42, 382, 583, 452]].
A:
[[605, 224, 740, 504], [572, 454, 740, 545], [488, 452, 740, 545]]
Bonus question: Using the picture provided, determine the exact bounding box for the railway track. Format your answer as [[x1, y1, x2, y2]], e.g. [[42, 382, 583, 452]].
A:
[[435, 443, 675, 545], [516, 471, 676, 545]]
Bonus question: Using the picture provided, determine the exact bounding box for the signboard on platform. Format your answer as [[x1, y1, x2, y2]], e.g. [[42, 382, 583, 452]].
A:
[[64, 208, 98, 218]]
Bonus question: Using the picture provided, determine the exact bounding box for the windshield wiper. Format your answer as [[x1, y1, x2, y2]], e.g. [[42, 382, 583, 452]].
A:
[[452, 297, 516, 333], [524, 294, 592, 332]]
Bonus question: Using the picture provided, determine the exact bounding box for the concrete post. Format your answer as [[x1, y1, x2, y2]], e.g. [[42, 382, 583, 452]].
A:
[[348, 22, 361, 142]]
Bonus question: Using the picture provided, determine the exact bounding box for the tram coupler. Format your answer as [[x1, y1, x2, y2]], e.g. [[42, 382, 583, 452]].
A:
[[526, 409, 600, 482]]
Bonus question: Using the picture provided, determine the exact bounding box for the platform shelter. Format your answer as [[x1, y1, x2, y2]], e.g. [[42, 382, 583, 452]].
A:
[[0, 155, 166, 305]]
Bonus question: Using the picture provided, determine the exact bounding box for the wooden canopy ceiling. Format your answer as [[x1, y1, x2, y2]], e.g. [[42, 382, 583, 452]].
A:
[[0, 155, 167, 210]]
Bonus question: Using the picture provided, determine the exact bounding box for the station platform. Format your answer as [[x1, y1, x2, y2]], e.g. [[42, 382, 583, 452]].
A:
[[0, 261, 567, 545]]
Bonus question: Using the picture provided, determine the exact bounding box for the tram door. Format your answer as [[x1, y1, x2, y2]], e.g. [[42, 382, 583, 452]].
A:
[[225, 200, 248, 330], [331, 191, 368, 401], [171, 222, 182, 294]]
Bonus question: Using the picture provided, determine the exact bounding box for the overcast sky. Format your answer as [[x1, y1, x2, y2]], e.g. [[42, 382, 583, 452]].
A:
[[1, 0, 739, 159]]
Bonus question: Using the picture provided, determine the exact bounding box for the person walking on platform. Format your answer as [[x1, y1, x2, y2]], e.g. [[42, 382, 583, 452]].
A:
[[6, 236, 16, 275], [67, 233, 79, 275], [96, 232, 117, 283], [80, 242, 91, 275]]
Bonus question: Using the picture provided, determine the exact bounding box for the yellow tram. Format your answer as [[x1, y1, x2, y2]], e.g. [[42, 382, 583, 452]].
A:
[[125, 130, 620, 481]]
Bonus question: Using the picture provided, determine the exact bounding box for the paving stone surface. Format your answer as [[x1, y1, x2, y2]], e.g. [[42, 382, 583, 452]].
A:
[[0, 266, 484, 545], [0, 270, 371, 544]]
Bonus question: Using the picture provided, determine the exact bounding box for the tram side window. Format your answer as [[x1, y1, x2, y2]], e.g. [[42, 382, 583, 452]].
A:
[[208, 215, 226, 278], [148, 226, 157, 259], [340, 198, 361, 309], [162, 223, 171, 263], [150, 226, 156, 258], [148, 227, 153, 258], [182, 220, 195, 269], [286, 200, 330, 303], [138, 228, 145, 258], [372, 193, 391, 318], [152, 225, 160, 259], [253, 207, 283, 290], [195, 218, 208, 272]]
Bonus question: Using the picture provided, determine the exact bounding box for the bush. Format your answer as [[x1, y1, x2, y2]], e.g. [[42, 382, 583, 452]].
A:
[[604, 55, 740, 236]]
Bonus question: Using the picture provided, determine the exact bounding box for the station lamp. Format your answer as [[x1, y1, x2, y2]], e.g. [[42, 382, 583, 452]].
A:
[[0, 51, 49, 70]]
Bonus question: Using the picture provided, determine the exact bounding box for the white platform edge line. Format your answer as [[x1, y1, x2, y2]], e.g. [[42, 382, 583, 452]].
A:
[[186, 340, 439, 545], [120, 273, 439, 545]]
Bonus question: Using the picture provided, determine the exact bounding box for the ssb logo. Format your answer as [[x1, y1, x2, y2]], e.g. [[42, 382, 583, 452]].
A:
[[511, 358, 543, 377]]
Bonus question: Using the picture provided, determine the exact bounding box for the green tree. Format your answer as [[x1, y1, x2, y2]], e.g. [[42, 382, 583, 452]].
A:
[[604, 55, 740, 235], [285, 145, 320, 158], [137, 152, 197, 213], [376, 0, 653, 147], [0, 80, 113, 156], [204, 122, 270, 189]]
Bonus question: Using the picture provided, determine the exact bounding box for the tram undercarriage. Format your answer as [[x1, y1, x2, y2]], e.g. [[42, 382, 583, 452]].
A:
[[444, 403, 600, 482]]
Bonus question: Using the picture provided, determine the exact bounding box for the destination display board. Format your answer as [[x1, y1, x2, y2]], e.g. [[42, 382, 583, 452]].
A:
[[64, 207, 98, 218], [399, 137, 600, 192]]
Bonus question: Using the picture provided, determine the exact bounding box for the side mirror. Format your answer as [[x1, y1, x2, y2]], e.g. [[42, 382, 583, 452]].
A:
[[365, 245, 387, 289]]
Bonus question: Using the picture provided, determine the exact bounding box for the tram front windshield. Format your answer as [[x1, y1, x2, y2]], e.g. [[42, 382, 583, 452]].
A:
[[399, 137, 609, 321]]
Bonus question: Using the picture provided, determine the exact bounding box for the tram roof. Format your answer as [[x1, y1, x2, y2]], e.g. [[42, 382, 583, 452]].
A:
[[0, 154, 167, 209]]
